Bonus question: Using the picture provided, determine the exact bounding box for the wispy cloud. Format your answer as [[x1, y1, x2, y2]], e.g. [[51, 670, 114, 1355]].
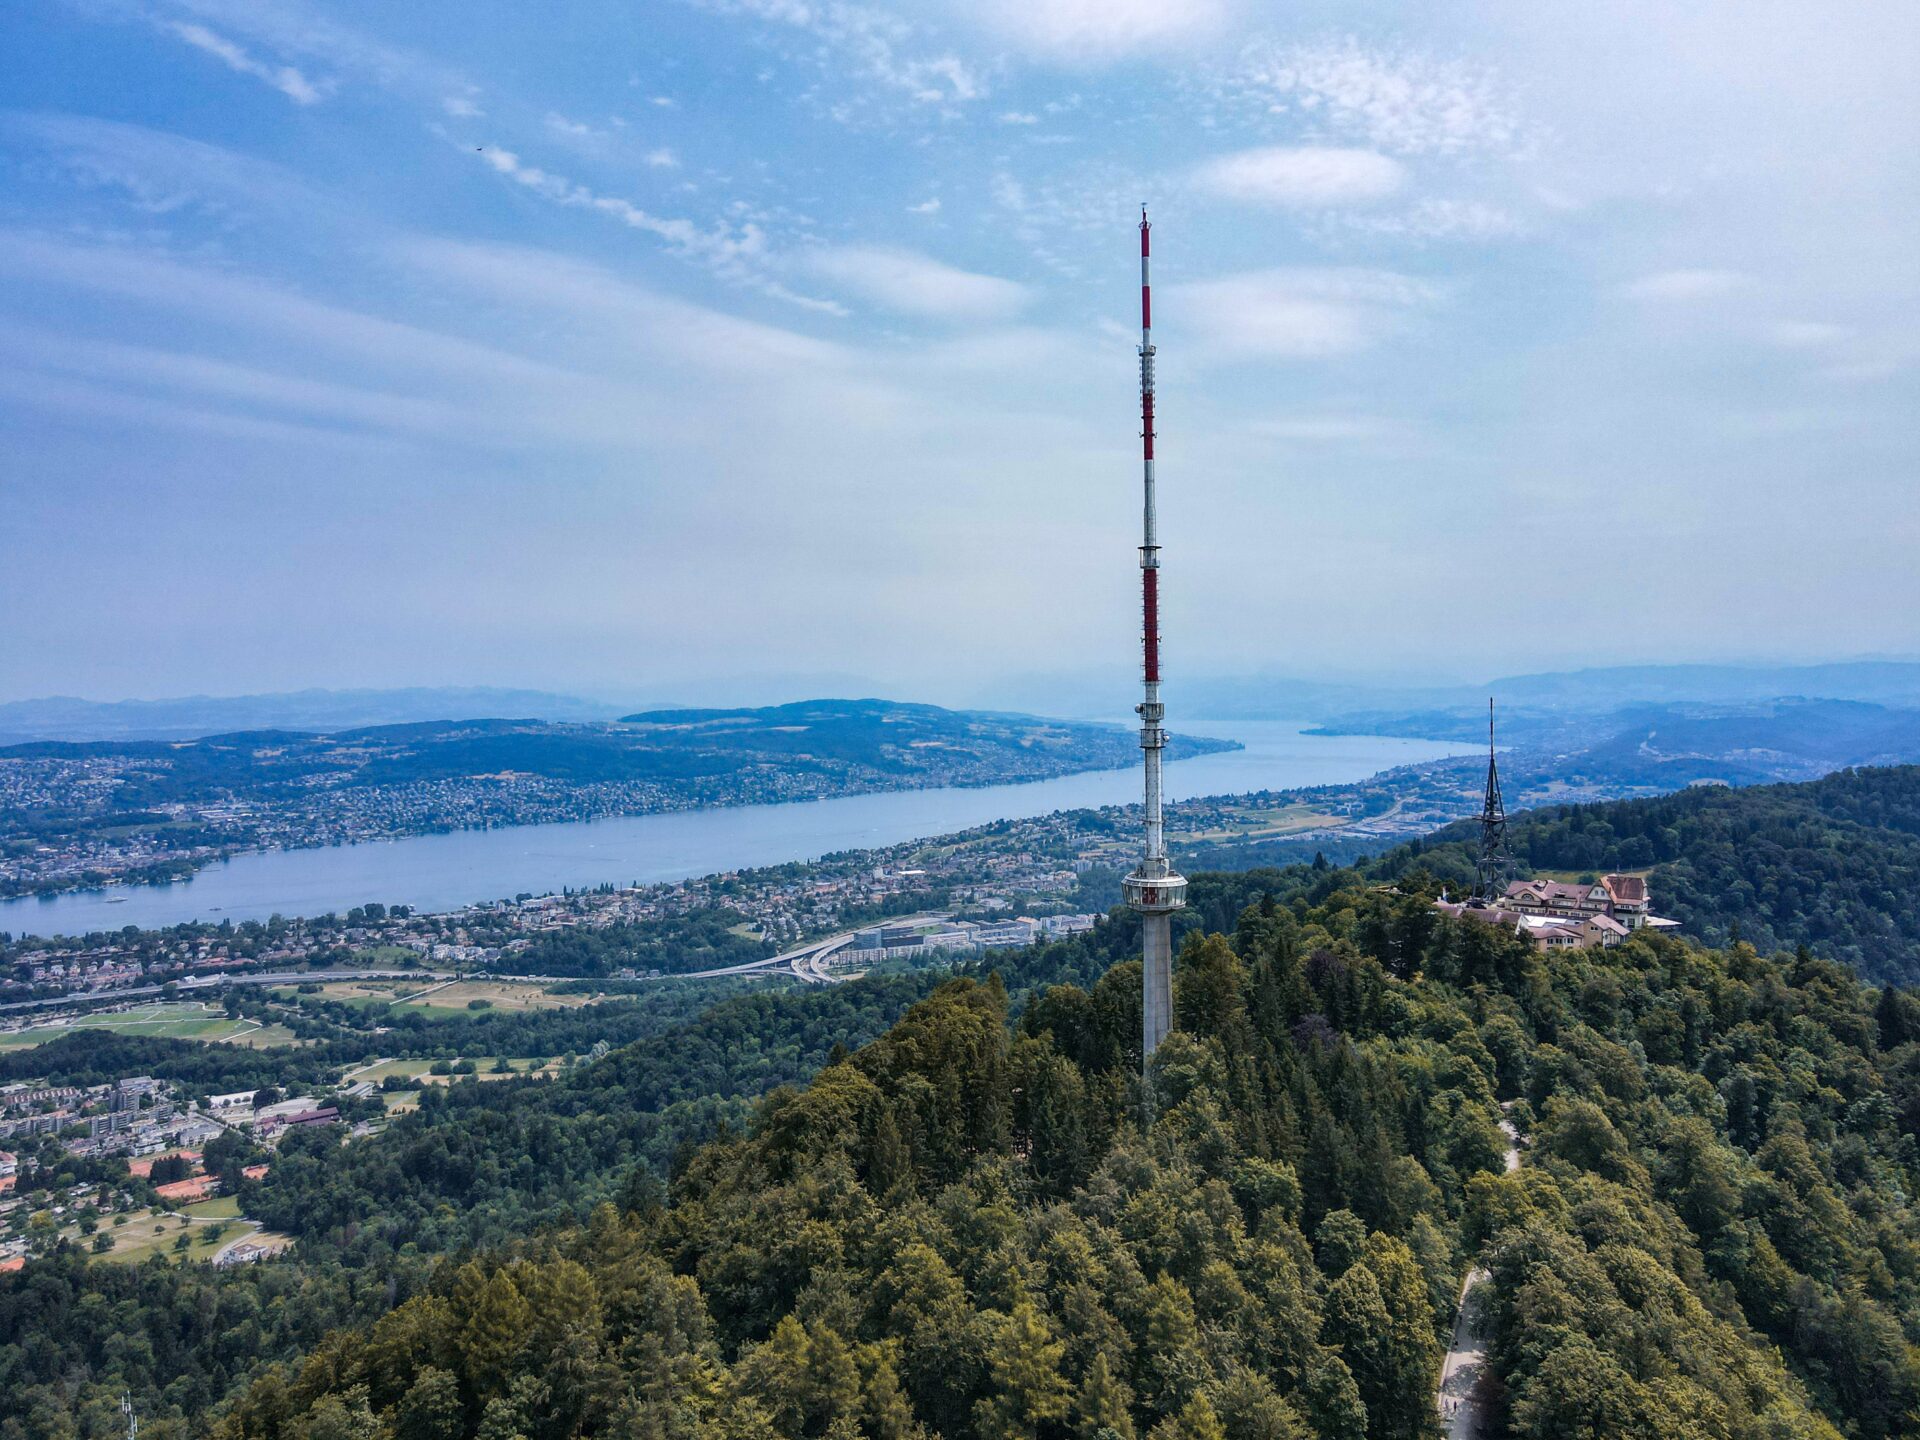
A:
[[471, 144, 841, 313], [907, 197, 942, 215], [441, 94, 484, 118], [1619, 269, 1750, 301], [165, 22, 329, 105], [681, 0, 983, 106], [1248, 415, 1389, 442], [1195, 145, 1404, 208], [1212, 38, 1521, 157], [2, 111, 349, 224], [144, 0, 470, 101], [1767, 320, 1850, 349], [1340, 197, 1521, 243], [543, 111, 603, 141], [971, 0, 1227, 61], [1173, 268, 1438, 360], [805, 245, 1030, 322]]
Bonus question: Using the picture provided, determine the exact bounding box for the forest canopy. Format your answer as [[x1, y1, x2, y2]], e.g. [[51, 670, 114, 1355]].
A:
[[7, 854, 1919, 1440]]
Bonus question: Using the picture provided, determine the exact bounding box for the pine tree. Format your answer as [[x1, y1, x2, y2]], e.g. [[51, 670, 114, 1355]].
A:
[[1146, 1393, 1227, 1440], [866, 1102, 914, 1198], [393, 1367, 463, 1440], [1074, 1352, 1137, 1440], [805, 1323, 866, 1433], [460, 1268, 533, 1401], [1135, 1276, 1207, 1414], [976, 1298, 1072, 1438]]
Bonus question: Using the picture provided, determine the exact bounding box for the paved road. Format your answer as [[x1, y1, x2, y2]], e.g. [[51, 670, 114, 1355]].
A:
[[672, 913, 952, 986], [1437, 1113, 1521, 1438]]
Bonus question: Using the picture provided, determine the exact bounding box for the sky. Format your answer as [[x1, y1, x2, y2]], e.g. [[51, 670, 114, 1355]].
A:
[[2, 0, 1917, 709]]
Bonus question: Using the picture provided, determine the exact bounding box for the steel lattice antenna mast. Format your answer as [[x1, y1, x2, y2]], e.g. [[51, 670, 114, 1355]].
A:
[[121, 1393, 138, 1440], [1473, 697, 1512, 903], [1123, 205, 1187, 1073]]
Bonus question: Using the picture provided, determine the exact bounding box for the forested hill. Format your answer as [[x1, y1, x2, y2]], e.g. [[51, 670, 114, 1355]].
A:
[[1383, 764, 1920, 984], [9, 865, 1920, 1439]]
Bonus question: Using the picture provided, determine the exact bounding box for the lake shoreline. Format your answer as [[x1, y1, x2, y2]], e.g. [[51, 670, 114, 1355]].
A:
[[0, 724, 1466, 937]]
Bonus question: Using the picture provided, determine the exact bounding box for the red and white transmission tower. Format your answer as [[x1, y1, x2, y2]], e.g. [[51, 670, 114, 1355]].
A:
[[1121, 205, 1186, 1073]]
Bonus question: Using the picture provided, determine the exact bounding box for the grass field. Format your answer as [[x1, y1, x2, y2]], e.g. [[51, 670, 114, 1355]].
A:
[[273, 977, 600, 1020], [1176, 800, 1340, 845], [91, 1194, 260, 1264], [0, 1002, 298, 1052], [394, 979, 601, 1014], [345, 1055, 558, 1086]]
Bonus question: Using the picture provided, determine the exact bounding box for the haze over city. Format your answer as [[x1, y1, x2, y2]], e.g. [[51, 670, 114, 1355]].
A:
[[4, 1, 1918, 708]]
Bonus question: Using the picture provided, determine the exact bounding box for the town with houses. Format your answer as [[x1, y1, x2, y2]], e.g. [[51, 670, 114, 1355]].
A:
[[0, 733, 1685, 1280], [0, 1068, 356, 1273]]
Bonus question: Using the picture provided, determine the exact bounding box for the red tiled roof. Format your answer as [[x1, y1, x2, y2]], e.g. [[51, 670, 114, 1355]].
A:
[[1603, 874, 1648, 903]]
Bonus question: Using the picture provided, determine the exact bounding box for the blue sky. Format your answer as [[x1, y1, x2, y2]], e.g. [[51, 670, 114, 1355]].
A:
[[2, 0, 1917, 707]]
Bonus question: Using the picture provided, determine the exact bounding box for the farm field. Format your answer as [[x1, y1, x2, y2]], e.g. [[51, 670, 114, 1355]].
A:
[[393, 979, 603, 1015], [0, 1002, 297, 1052], [273, 976, 601, 1019]]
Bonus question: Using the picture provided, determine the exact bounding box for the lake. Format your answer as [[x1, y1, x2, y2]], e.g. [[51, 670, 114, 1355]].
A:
[[0, 721, 1467, 937]]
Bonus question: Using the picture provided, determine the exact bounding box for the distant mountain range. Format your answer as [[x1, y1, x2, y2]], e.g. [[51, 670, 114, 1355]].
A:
[[10, 660, 1920, 744], [0, 687, 632, 743], [1183, 659, 1920, 720]]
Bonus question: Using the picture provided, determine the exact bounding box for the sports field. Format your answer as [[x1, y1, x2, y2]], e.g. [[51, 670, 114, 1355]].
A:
[[0, 1002, 297, 1052]]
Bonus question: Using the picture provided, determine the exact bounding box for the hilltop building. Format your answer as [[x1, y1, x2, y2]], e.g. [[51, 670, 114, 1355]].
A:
[[1437, 874, 1678, 952]]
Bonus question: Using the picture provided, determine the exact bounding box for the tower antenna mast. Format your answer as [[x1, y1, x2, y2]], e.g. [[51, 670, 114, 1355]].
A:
[[1123, 205, 1186, 1074], [1473, 697, 1511, 903]]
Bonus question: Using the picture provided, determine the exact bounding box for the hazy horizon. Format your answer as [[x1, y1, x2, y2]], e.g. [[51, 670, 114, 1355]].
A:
[[5, 2, 1917, 703], [10, 654, 1920, 724]]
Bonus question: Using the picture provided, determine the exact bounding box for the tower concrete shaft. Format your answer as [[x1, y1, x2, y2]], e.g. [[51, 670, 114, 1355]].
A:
[[1121, 206, 1186, 1071]]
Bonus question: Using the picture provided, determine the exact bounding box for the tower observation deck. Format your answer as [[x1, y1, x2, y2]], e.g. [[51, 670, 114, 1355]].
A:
[[1121, 206, 1186, 1072]]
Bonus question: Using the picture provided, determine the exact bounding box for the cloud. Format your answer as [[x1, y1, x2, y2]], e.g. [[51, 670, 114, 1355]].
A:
[[143, 0, 471, 102], [1214, 39, 1520, 157], [165, 22, 329, 105], [544, 111, 603, 140], [1172, 268, 1437, 359], [1768, 320, 1851, 349], [1195, 145, 1404, 208], [1341, 197, 1521, 242], [968, 0, 1227, 60], [1619, 269, 1750, 302], [441, 95, 484, 118], [1248, 415, 1387, 442], [470, 145, 840, 312], [907, 197, 942, 214], [999, 112, 1039, 125], [2, 111, 349, 224], [681, 0, 983, 106], [805, 246, 1031, 321]]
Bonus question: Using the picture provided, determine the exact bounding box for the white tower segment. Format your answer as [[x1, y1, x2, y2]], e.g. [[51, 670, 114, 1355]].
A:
[[1121, 206, 1187, 1072]]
